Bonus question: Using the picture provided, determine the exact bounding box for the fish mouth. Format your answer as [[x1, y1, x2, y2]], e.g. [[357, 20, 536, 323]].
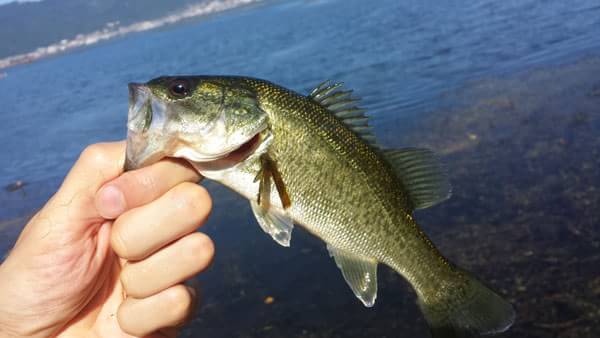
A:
[[125, 128, 266, 172], [187, 129, 266, 172], [222, 133, 262, 162]]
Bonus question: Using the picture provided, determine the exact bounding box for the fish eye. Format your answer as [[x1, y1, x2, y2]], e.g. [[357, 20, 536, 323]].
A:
[[168, 79, 191, 98]]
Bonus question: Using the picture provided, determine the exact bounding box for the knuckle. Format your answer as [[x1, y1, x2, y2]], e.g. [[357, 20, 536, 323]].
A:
[[165, 285, 194, 323], [79, 143, 112, 168], [171, 183, 212, 214], [117, 169, 158, 202], [134, 170, 159, 195], [184, 233, 215, 270], [193, 233, 215, 257]]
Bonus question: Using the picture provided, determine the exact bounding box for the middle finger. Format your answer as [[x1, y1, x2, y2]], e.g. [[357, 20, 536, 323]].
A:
[[111, 182, 212, 261]]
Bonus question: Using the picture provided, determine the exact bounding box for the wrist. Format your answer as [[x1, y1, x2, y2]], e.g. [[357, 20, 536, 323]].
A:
[[0, 259, 59, 338]]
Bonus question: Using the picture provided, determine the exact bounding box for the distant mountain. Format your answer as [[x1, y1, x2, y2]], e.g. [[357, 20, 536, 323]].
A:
[[0, 0, 217, 59]]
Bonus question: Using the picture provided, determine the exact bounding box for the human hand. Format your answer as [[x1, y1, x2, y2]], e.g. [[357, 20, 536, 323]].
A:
[[0, 141, 214, 338]]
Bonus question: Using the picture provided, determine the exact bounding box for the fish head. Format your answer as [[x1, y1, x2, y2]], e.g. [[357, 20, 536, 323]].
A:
[[125, 76, 268, 171]]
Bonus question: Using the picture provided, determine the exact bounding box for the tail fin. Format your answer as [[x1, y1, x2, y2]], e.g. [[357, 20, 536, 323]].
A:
[[417, 270, 515, 338]]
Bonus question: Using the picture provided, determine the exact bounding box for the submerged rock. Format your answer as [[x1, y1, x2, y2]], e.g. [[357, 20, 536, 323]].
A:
[[5, 180, 26, 192]]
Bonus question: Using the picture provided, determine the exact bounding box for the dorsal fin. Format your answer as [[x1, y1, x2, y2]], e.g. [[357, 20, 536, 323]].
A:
[[309, 80, 377, 146], [382, 148, 452, 209]]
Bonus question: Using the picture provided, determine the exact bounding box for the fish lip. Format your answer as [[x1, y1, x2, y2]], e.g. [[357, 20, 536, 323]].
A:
[[128, 83, 143, 104], [126, 83, 155, 134], [128, 83, 150, 111]]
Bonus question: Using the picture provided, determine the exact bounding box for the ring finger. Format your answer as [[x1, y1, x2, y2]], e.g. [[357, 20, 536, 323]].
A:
[[120, 232, 214, 298], [118, 284, 197, 337]]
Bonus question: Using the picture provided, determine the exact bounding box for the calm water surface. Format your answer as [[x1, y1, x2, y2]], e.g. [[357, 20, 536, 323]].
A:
[[1, 0, 599, 337]]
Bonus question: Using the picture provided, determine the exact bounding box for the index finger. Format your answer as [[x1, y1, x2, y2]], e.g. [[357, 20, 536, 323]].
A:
[[95, 157, 201, 219]]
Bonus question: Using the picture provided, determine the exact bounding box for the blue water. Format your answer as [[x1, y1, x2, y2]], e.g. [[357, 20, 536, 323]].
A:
[[1, 0, 599, 187], [1, 0, 600, 337]]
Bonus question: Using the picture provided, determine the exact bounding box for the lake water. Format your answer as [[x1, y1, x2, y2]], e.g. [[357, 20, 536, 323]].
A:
[[1, 0, 599, 337]]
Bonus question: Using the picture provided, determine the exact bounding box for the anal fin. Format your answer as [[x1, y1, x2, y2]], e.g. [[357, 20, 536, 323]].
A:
[[327, 244, 378, 307]]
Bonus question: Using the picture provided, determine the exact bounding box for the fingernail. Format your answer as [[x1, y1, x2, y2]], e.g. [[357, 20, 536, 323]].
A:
[[97, 185, 126, 219]]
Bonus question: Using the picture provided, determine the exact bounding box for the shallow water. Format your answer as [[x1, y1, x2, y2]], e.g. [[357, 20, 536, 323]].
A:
[[1, 0, 599, 337]]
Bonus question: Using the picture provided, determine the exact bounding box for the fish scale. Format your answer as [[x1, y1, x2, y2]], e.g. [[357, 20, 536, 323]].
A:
[[249, 78, 434, 267]]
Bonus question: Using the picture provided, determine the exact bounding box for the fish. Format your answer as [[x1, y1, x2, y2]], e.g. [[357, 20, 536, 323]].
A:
[[124, 76, 515, 338]]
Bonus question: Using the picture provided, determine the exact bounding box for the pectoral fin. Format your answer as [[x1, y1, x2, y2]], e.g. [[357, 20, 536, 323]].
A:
[[327, 244, 378, 307], [250, 201, 294, 247]]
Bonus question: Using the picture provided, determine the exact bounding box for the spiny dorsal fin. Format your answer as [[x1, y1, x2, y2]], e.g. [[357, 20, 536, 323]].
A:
[[309, 80, 377, 146], [382, 148, 452, 209]]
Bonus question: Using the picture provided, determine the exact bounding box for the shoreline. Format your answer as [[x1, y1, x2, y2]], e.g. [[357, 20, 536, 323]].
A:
[[0, 0, 261, 71]]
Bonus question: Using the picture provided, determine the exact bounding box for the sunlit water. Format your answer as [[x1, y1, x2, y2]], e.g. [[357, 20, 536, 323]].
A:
[[1, 0, 599, 337]]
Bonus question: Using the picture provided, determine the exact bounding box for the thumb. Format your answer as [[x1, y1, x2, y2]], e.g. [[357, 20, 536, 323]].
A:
[[48, 141, 126, 227], [0, 142, 125, 337]]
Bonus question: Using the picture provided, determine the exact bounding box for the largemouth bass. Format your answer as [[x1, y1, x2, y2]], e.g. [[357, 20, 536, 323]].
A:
[[124, 76, 515, 337]]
